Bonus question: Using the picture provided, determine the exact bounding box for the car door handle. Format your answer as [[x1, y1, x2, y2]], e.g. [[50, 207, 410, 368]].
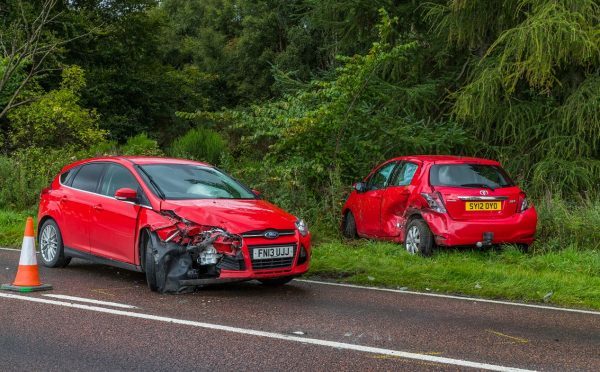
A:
[[93, 204, 103, 211]]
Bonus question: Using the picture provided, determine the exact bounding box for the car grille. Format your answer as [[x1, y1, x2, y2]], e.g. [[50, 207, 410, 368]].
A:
[[249, 244, 296, 270], [241, 229, 295, 238]]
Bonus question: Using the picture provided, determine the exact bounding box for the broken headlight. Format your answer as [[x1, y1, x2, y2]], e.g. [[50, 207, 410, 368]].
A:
[[198, 245, 221, 266]]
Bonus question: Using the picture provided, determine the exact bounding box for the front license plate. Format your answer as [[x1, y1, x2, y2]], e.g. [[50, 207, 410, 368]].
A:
[[252, 246, 295, 260], [466, 201, 501, 211]]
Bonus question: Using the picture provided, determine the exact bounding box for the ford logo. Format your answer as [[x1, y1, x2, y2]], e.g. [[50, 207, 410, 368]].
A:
[[264, 230, 279, 239]]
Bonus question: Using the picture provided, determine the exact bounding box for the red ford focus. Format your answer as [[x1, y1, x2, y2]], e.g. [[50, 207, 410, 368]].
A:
[[341, 155, 537, 255], [37, 157, 311, 292]]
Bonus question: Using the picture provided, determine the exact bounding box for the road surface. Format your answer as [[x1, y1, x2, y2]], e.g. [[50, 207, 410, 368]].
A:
[[0, 248, 598, 371]]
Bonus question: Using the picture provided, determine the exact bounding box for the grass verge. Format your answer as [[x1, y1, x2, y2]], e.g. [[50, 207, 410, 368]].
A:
[[309, 240, 600, 310], [0, 209, 37, 248]]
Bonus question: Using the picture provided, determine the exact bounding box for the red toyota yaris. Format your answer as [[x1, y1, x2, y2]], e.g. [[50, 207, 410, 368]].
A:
[[341, 155, 537, 255], [38, 157, 311, 292]]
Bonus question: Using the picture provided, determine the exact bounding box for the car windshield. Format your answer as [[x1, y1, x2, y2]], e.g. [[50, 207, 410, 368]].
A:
[[429, 164, 514, 190], [139, 164, 256, 200]]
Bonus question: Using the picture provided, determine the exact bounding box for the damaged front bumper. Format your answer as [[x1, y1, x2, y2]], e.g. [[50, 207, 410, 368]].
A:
[[146, 211, 310, 293]]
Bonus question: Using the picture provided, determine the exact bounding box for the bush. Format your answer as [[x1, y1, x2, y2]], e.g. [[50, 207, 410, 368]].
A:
[[168, 127, 227, 165], [121, 133, 163, 156], [0, 147, 78, 210], [0, 134, 165, 210], [535, 197, 600, 252]]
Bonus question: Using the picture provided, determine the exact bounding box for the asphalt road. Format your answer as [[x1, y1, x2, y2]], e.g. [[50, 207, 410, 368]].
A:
[[0, 248, 598, 371]]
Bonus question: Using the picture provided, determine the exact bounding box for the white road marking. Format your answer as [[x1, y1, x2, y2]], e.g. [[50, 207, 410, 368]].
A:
[[297, 279, 600, 316], [0, 247, 21, 252], [0, 292, 532, 372], [42, 294, 137, 309]]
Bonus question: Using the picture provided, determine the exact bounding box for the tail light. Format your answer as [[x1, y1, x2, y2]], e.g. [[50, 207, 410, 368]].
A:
[[40, 187, 50, 199], [421, 192, 447, 213], [517, 193, 530, 213]]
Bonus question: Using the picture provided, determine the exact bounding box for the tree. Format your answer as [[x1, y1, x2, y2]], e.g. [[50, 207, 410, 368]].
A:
[[427, 0, 600, 195], [8, 65, 105, 149], [0, 0, 68, 120]]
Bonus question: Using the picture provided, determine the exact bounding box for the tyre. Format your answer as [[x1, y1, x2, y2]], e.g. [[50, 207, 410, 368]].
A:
[[143, 232, 158, 292], [38, 219, 71, 268], [258, 276, 294, 286], [342, 211, 358, 239], [517, 244, 530, 253], [404, 219, 434, 256]]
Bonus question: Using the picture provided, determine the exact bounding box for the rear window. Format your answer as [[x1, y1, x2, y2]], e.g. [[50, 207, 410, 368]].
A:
[[429, 164, 514, 189], [71, 163, 105, 193]]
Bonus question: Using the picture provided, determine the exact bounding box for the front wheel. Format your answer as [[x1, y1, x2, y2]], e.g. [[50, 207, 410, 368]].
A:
[[39, 219, 71, 268], [258, 276, 294, 286], [143, 232, 158, 292], [405, 219, 434, 256]]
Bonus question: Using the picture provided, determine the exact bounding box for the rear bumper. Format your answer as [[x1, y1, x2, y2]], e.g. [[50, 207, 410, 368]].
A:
[[422, 207, 537, 246]]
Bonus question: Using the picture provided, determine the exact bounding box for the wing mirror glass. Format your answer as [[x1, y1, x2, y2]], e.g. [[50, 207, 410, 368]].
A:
[[354, 182, 367, 193], [114, 187, 138, 202]]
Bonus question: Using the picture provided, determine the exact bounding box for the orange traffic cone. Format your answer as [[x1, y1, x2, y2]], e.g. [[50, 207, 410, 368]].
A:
[[1, 217, 52, 292]]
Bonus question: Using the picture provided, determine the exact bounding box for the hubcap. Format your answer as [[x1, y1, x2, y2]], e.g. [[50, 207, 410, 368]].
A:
[[405, 225, 420, 254], [40, 225, 58, 262]]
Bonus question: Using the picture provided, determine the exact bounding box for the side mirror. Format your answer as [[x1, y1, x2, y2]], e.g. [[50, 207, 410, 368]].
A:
[[354, 182, 367, 193], [114, 188, 138, 202], [252, 189, 263, 199]]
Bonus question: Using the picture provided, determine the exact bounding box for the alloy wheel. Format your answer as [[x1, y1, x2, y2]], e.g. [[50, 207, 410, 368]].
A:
[[40, 224, 59, 262], [405, 225, 420, 254]]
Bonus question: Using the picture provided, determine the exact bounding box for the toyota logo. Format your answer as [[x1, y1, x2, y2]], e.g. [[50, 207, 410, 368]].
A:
[[480, 190, 489, 196], [264, 230, 279, 239]]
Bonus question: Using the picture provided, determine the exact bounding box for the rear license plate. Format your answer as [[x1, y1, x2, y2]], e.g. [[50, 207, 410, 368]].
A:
[[252, 246, 295, 260], [466, 201, 501, 211]]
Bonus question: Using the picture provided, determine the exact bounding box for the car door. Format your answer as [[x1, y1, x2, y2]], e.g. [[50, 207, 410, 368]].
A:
[[60, 162, 107, 253], [89, 163, 145, 263], [355, 161, 398, 237], [380, 161, 419, 237]]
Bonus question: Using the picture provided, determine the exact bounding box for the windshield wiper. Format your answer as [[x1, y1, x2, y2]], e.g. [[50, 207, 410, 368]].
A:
[[458, 183, 496, 191], [136, 165, 166, 199]]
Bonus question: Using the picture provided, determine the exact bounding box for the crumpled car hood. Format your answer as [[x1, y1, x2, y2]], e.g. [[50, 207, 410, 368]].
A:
[[160, 199, 298, 233]]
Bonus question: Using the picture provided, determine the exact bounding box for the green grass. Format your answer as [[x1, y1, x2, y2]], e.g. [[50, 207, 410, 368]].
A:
[[0, 210, 37, 248], [309, 240, 600, 310]]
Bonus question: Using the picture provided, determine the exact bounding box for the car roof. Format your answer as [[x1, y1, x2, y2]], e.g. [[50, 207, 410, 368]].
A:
[[60, 156, 212, 172], [391, 155, 500, 165]]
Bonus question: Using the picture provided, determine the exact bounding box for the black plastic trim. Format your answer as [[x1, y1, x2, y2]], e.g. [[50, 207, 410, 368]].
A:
[[64, 247, 142, 272]]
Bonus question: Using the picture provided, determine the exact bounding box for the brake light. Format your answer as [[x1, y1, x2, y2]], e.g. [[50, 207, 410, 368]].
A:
[[517, 193, 530, 213], [421, 192, 447, 213]]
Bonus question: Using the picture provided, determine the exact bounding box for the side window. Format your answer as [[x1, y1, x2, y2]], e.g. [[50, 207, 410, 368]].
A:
[[99, 164, 140, 197], [59, 170, 71, 184], [70, 163, 106, 193], [391, 162, 418, 186], [366, 162, 396, 191]]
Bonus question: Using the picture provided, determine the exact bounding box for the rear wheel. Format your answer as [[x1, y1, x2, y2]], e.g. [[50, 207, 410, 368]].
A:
[[259, 276, 294, 286], [405, 219, 434, 257], [342, 211, 358, 239], [39, 219, 71, 268]]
